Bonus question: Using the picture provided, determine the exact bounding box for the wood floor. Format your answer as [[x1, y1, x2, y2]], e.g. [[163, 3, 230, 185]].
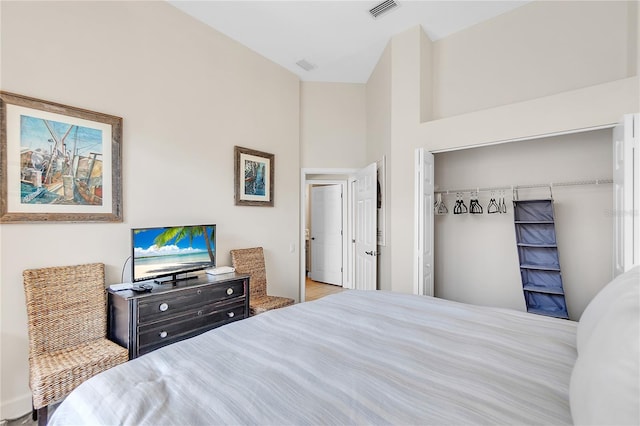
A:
[[305, 277, 346, 301]]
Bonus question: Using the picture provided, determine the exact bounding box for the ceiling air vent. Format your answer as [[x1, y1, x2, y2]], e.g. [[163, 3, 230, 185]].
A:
[[296, 59, 317, 72], [369, 0, 398, 19]]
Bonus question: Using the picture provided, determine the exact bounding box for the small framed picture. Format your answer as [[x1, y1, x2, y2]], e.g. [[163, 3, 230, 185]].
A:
[[1, 91, 123, 223], [234, 146, 274, 207]]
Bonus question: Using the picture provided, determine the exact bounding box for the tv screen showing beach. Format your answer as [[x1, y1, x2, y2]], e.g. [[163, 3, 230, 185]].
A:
[[131, 225, 216, 282]]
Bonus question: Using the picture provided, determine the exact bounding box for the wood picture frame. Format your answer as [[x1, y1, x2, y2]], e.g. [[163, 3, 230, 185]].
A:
[[234, 146, 274, 207], [0, 92, 123, 223]]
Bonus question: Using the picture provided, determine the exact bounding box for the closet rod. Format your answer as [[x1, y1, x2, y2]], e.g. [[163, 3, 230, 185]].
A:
[[435, 178, 613, 195]]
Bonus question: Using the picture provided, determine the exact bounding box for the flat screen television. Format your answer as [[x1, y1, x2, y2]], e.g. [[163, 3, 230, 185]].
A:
[[131, 224, 216, 283]]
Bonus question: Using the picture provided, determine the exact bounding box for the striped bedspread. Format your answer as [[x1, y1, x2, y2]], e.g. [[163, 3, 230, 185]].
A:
[[50, 290, 577, 425]]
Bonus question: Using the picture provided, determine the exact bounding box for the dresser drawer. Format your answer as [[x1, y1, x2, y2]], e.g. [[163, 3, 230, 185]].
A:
[[137, 280, 245, 324], [108, 273, 250, 359], [137, 301, 246, 355]]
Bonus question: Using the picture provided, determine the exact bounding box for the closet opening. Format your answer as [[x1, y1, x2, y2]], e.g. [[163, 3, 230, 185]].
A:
[[431, 128, 615, 320]]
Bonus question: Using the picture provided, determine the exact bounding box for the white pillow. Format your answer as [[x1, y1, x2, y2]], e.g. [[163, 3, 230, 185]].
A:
[[570, 270, 639, 425], [576, 265, 640, 354]]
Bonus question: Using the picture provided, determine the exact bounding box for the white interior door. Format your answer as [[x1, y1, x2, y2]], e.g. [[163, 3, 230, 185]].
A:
[[415, 148, 435, 296], [354, 163, 377, 291], [613, 113, 639, 275], [310, 185, 343, 286]]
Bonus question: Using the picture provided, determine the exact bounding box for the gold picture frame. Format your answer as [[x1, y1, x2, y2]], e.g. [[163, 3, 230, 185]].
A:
[[234, 146, 274, 207], [0, 92, 123, 222]]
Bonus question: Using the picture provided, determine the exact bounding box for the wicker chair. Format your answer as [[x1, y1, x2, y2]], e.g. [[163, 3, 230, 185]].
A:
[[230, 247, 295, 315], [23, 263, 129, 425]]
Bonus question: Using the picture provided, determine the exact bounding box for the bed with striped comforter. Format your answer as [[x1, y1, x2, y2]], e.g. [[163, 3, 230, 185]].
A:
[[50, 290, 577, 425]]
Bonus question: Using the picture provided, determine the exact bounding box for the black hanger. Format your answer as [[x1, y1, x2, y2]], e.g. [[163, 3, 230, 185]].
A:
[[453, 193, 467, 215], [488, 191, 499, 214], [499, 190, 507, 214], [469, 192, 483, 214]]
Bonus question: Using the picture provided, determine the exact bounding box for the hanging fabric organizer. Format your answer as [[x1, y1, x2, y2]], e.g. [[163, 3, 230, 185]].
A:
[[512, 196, 568, 319], [432, 178, 611, 319]]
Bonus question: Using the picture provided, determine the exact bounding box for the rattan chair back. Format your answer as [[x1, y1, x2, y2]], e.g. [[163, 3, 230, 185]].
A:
[[230, 247, 267, 299], [23, 263, 107, 356]]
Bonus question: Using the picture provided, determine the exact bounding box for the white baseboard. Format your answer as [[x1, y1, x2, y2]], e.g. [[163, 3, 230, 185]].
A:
[[0, 392, 31, 421]]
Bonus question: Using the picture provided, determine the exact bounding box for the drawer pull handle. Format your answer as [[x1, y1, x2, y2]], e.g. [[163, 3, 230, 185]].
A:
[[159, 303, 169, 312], [226, 288, 234, 295], [227, 311, 235, 318], [159, 331, 168, 338], [197, 289, 202, 295], [197, 310, 203, 316]]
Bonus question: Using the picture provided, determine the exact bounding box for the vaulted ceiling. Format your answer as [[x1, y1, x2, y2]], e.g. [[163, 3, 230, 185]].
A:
[[168, 1, 531, 83]]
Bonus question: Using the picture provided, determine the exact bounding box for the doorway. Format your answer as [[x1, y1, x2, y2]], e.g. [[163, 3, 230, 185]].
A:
[[300, 165, 378, 302], [301, 170, 354, 302]]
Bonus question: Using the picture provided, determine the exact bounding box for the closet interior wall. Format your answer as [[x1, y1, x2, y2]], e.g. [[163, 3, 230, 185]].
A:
[[433, 129, 613, 320]]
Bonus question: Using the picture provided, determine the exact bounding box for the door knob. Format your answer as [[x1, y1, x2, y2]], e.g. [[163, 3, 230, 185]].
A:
[[365, 250, 377, 256]]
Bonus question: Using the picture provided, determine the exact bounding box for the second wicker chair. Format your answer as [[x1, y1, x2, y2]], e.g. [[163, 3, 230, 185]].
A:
[[23, 263, 129, 425], [230, 247, 295, 315]]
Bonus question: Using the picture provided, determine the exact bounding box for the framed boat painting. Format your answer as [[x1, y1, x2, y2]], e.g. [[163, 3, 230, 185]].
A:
[[234, 146, 274, 207], [0, 92, 123, 223]]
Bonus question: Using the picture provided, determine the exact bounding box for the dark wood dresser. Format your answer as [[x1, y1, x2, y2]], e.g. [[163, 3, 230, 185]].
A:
[[108, 273, 249, 359]]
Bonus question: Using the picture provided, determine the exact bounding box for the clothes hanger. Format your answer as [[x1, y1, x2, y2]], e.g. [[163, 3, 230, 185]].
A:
[[487, 191, 499, 214], [453, 193, 467, 215], [434, 193, 448, 215], [469, 191, 483, 214], [499, 190, 507, 214]]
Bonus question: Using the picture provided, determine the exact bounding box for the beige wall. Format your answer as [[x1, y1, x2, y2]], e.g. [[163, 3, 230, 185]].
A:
[[387, 26, 424, 296], [0, 1, 300, 418], [631, 0, 639, 76], [386, 1, 639, 297], [300, 82, 366, 168], [365, 44, 392, 290], [432, 1, 634, 118], [637, 0, 640, 73], [420, 29, 435, 123]]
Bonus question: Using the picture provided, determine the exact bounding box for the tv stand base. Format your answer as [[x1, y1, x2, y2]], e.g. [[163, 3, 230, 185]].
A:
[[155, 274, 198, 285]]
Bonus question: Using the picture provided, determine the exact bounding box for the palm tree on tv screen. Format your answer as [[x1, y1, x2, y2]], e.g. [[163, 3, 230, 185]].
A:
[[153, 226, 215, 263]]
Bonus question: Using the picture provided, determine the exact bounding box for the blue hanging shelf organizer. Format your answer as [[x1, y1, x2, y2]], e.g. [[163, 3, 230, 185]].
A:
[[512, 189, 569, 319]]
